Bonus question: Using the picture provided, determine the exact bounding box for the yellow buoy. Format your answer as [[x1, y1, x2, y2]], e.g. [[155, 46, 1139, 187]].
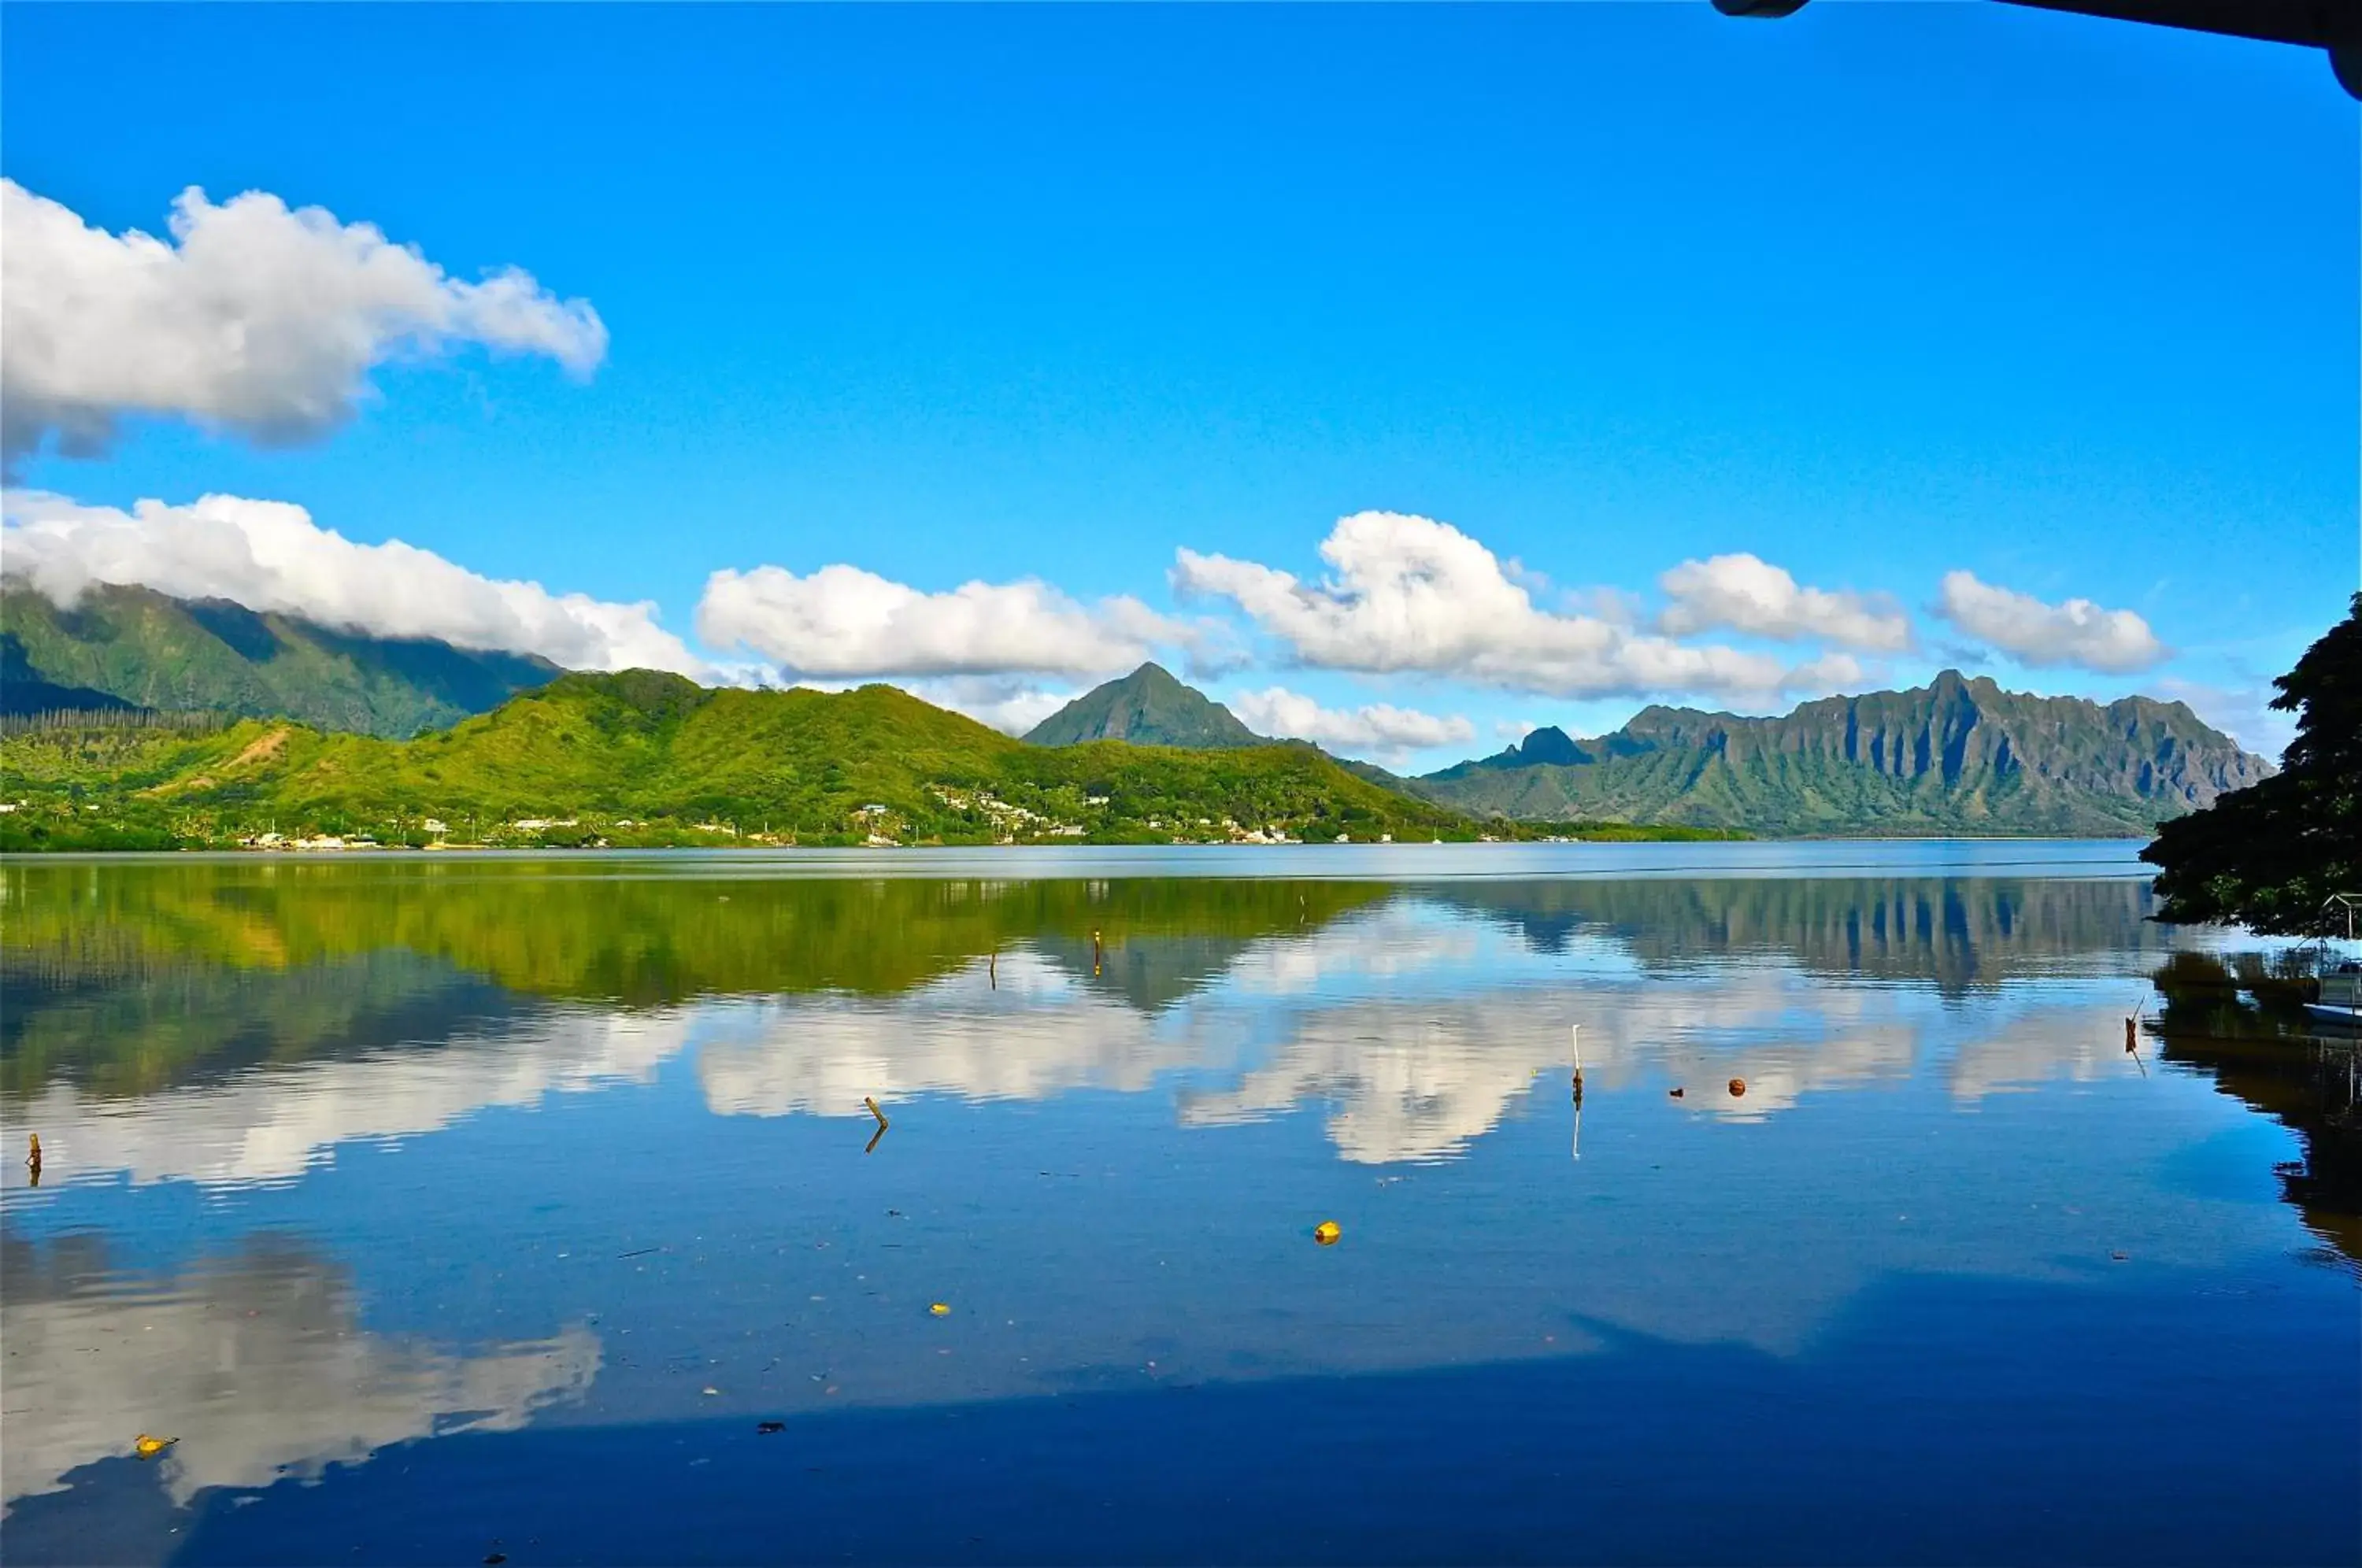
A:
[[1312, 1220, 1342, 1246], [133, 1435, 177, 1459], [929, 1302, 951, 1316]]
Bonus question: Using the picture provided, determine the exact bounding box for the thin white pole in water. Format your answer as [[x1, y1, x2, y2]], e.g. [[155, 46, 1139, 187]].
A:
[[1570, 1023, 1585, 1107]]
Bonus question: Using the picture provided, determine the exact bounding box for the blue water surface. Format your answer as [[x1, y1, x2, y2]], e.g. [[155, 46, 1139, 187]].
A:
[[2, 843, 2354, 1565]]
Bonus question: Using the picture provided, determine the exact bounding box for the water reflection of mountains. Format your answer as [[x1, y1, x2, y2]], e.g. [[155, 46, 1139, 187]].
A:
[[5, 861, 2157, 1026], [1439, 876, 2160, 993], [0, 861, 1384, 1015], [11, 859, 2353, 1267], [4, 863, 2178, 1171]]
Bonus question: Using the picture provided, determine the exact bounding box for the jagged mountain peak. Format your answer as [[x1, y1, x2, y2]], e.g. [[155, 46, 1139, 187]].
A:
[[1407, 674, 2270, 837]]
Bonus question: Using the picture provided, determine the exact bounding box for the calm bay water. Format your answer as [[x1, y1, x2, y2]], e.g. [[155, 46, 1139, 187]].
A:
[[2, 842, 2356, 1566]]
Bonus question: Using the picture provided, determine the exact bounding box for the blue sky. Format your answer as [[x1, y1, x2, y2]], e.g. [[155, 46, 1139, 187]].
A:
[[2, 2, 2353, 766]]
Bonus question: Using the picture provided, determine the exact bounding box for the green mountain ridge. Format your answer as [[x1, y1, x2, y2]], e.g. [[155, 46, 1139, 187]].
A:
[[1, 579, 562, 737], [1025, 663, 1265, 749], [1408, 670, 2271, 836], [0, 669, 1475, 850]]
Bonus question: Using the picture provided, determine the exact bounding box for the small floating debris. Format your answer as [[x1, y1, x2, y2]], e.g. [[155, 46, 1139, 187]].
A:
[[1312, 1220, 1342, 1246], [757, 1421, 785, 1435], [133, 1434, 177, 1459], [702, 1385, 720, 1396], [930, 1302, 952, 1316], [1668, 1087, 1686, 1099], [26, 1133, 39, 1186], [1727, 1078, 1746, 1097]]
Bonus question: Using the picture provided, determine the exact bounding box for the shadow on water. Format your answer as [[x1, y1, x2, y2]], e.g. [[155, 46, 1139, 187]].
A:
[[0, 1230, 598, 1563], [6, 1269, 2350, 1568], [2149, 956, 2362, 1268]]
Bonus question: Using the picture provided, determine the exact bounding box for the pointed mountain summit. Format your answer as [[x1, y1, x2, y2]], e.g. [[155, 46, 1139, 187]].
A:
[[1024, 663, 1265, 749]]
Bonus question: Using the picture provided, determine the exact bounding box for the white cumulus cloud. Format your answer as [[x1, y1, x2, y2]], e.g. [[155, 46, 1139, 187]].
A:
[[1172, 512, 1836, 701], [1, 179, 607, 461], [1226, 686, 1475, 761], [895, 675, 1081, 736], [1934, 570, 2167, 674], [2, 489, 705, 675], [1659, 553, 1912, 651], [696, 562, 1180, 681]]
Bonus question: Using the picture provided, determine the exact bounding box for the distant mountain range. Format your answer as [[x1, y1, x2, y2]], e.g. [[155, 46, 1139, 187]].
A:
[[1024, 662, 1265, 748], [0, 584, 2272, 840], [1, 580, 560, 738], [1034, 664, 2269, 838], [1411, 672, 2268, 835]]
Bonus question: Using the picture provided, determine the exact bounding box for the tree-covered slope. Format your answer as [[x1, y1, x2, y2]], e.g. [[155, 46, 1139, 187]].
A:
[[2142, 596, 2358, 933], [1, 580, 561, 736], [1024, 663, 1264, 749], [1409, 671, 2269, 837], [0, 670, 1475, 849]]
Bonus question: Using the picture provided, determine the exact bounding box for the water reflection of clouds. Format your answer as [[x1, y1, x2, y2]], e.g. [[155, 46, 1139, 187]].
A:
[[5, 903, 2165, 1187], [9, 1009, 694, 1189], [0, 1233, 597, 1511], [694, 952, 1235, 1115]]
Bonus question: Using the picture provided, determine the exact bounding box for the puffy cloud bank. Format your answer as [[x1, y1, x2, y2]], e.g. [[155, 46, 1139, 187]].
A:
[[2, 489, 705, 675], [696, 562, 1178, 680], [1226, 686, 1474, 760], [1, 179, 606, 461], [1172, 512, 1847, 701], [1658, 553, 1912, 651], [1934, 570, 2165, 674]]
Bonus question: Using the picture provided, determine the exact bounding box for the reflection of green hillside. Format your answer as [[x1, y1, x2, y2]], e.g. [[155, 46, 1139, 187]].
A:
[[1438, 877, 2158, 992], [0, 864, 1389, 1096], [2, 950, 520, 1099], [2, 862, 1386, 1003], [1031, 930, 1284, 1012]]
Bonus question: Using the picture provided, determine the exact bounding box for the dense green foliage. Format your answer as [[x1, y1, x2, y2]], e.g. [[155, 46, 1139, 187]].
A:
[[1024, 662, 1265, 748], [2143, 597, 2360, 934], [1409, 671, 2268, 837], [1, 580, 559, 736], [0, 670, 1475, 849]]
